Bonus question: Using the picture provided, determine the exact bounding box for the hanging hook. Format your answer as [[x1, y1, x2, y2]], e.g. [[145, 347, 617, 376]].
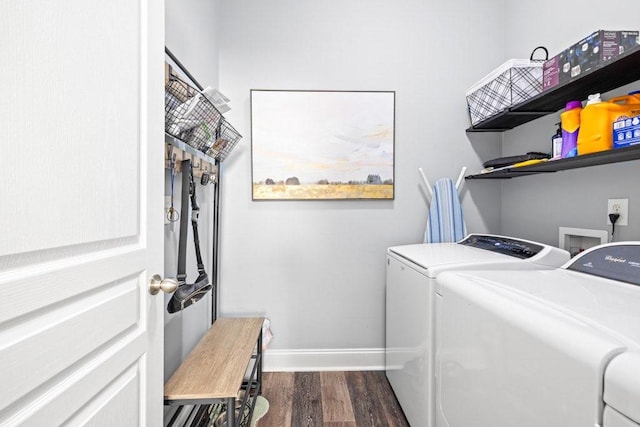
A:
[[167, 149, 180, 223], [166, 145, 174, 169]]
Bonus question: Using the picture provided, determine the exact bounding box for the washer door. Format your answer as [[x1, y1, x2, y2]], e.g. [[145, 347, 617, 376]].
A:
[[436, 274, 624, 427], [386, 255, 434, 427]]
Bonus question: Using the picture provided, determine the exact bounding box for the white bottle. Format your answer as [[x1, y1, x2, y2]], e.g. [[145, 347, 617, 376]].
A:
[[551, 122, 563, 159]]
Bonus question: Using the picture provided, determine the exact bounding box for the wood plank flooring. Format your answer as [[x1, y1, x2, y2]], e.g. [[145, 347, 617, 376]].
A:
[[256, 371, 409, 427]]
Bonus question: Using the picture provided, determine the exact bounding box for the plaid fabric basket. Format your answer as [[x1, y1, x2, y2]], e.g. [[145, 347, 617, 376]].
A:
[[466, 47, 548, 126]]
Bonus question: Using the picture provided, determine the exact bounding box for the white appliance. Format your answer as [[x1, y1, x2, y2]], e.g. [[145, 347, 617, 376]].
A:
[[435, 242, 640, 427], [385, 234, 570, 427]]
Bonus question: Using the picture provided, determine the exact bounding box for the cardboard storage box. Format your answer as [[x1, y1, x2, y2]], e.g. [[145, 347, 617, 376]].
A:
[[613, 115, 640, 149], [543, 30, 639, 91]]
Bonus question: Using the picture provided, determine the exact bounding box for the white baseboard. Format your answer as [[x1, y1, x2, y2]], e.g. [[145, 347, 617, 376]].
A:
[[263, 348, 385, 372]]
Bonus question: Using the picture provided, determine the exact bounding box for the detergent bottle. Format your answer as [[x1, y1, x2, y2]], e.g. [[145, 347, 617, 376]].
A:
[[578, 91, 640, 155], [560, 100, 582, 158]]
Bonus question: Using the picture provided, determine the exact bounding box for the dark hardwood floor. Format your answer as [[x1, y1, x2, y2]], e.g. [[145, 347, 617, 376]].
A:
[[256, 371, 409, 427]]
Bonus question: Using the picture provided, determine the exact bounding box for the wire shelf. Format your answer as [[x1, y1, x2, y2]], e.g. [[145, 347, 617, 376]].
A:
[[205, 119, 242, 162], [164, 65, 241, 162]]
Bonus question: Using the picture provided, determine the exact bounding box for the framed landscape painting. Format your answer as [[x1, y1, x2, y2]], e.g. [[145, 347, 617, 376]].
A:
[[251, 90, 395, 200]]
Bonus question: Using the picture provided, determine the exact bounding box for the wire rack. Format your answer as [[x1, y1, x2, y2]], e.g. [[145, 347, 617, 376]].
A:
[[165, 65, 241, 162], [205, 119, 242, 161]]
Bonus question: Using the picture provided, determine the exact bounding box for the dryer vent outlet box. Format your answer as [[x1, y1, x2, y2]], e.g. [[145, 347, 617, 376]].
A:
[[559, 227, 608, 257]]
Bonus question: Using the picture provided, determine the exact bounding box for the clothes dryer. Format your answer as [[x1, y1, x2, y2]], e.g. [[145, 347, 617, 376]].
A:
[[385, 234, 569, 427], [435, 242, 640, 427]]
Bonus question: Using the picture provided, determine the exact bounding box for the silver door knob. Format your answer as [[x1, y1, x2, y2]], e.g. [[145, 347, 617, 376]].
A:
[[149, 274, 178, 295]]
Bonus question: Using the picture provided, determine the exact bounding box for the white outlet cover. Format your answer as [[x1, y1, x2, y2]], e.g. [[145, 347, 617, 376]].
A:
[[607, 198, 629, 226]]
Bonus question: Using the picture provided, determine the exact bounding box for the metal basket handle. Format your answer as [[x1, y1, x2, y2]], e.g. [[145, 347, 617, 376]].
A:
[[530, 46, 549, 62]]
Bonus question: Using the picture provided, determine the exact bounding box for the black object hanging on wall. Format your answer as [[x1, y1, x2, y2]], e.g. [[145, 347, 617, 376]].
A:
[[167, 159, 212, 313]]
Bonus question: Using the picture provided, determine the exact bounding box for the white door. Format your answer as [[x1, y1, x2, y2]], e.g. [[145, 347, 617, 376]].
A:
[[0, 1, 165, 426]]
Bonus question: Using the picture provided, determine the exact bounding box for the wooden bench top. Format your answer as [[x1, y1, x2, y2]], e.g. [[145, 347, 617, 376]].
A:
[[164, 317, 264, 402]]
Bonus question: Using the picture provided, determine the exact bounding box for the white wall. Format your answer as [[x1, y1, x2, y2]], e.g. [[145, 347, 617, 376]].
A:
[[165, 0, 220, 87], [164, 0, 220, 381], [217, 0, 505, 370], [501, 0, 640, 245]]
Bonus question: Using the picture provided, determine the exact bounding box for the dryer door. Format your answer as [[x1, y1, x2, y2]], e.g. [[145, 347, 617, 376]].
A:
[[604, 407, 640, 427], [604, 352, 640, 426], [436, 274, 624, 427]]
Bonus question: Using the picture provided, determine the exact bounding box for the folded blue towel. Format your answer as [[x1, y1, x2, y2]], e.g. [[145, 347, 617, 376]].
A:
[[424, 178, 466, 243]]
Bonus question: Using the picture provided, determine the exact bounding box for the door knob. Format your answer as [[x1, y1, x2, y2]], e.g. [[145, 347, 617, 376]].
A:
[[149, 274, 178, 295]]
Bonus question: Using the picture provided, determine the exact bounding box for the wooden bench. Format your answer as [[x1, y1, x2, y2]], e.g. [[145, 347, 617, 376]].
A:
[[165, 317, 264, 427]]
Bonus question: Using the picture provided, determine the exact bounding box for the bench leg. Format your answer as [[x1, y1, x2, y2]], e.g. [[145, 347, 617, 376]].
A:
[[257, 331, 263, 395], [226, 397, 235, 426]]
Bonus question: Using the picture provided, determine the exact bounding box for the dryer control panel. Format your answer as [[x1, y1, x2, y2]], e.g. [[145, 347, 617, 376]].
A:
[[458, 234, 544, 259], [568, 243, 640, 286]]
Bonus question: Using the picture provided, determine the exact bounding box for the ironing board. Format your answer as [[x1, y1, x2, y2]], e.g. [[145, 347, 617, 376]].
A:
[[419, 168, 467, 243], [423, 178, 466, 243]]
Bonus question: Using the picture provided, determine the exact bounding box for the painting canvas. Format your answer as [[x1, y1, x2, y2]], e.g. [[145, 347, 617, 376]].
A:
[[251, 90, 395, 200]]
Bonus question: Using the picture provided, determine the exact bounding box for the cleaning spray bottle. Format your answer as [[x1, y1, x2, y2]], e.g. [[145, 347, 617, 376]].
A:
[[551, 122, 563, 159], [560, 100, 582, 158]]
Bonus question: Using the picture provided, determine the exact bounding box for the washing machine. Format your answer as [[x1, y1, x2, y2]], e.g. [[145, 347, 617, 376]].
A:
[[385, 234, 569, 427], [435, 242, 640, 427]]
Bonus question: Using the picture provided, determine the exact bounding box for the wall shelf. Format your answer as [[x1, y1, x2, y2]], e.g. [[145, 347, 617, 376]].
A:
[[466, 145, 640, 179], [165, 47, 242, 164], [466, 49, 640, 132]]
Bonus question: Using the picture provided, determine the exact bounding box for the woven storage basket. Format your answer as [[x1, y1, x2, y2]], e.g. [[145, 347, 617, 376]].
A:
[[466, 47, 548, 126]]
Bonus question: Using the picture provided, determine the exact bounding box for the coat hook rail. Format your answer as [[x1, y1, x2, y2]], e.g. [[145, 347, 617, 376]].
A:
[[165, 141, 217, 180]]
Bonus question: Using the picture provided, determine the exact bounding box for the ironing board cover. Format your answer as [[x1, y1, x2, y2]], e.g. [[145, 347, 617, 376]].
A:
[[423, 177, 466, 243]]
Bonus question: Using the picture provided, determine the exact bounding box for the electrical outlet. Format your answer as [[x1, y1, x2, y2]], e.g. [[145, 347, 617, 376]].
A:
[[607, 198, 629, 226]]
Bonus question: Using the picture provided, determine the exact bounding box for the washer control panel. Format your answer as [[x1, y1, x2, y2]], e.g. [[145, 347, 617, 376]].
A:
[[458, 234, 544, 259]]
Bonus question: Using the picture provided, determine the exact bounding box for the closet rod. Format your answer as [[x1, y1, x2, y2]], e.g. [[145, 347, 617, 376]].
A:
[[165, 46, 203, 91]]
